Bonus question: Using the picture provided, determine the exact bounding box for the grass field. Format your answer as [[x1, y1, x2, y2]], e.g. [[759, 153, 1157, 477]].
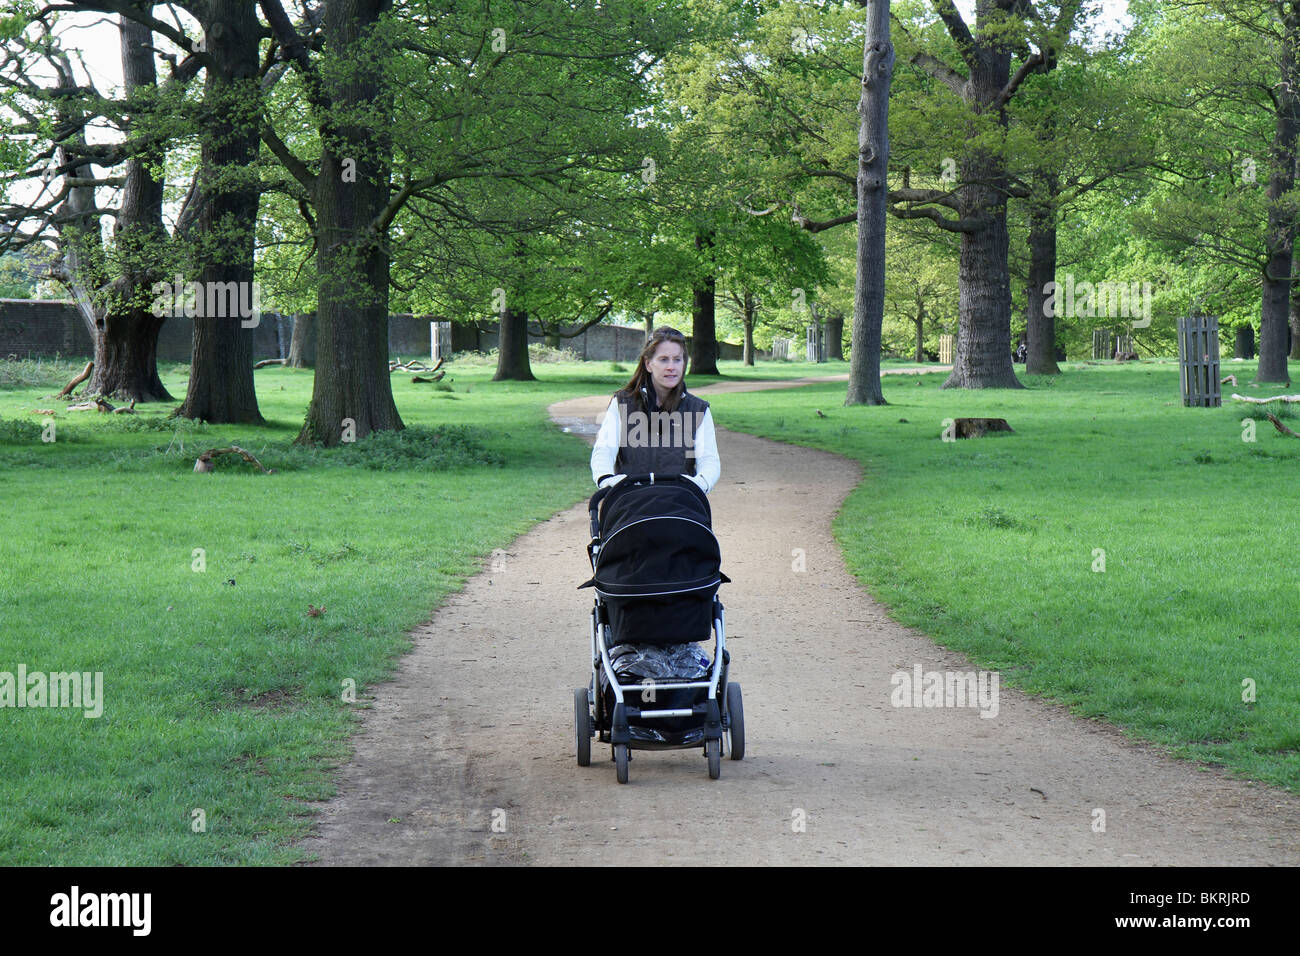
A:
[[705, 358, 1300, 790], [1, 353, 1297, 865], [0, 357, 607, 864]]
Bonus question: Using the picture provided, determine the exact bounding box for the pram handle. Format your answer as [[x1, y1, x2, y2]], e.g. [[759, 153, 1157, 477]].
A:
[[587, 473, 692, 538]]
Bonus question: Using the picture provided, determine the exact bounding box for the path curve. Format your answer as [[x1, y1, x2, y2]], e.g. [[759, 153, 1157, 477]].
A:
[[301, 376, 1300, 865]]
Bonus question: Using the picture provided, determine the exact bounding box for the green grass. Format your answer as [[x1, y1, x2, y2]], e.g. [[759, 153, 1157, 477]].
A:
[[704, 359, 1300, 790], [4, 353, 1297, 864], [0, 358, 633, 864]]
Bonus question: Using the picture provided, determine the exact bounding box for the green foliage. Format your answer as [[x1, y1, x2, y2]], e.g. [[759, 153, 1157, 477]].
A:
[[0, 357, 85, 389], [0, 417, 42, 442], [322, 424, 504, 471]]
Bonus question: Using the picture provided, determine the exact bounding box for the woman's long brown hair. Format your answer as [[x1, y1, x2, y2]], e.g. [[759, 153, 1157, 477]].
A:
[[617, 326, 689, 413]]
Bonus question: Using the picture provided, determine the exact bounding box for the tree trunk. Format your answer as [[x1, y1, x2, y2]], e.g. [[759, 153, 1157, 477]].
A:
[[691, 230, 719, 375], [90, 311, 171, 400], [846, 0, 892, 406], [1258, 10, 1299, 385], [742, 290, 755, 366], [494, 304, 537, 381], [939, 7, 1022, 390], [287, 312, 316, 367], [913, 294, 925, 363], [1290, 263, 1300, 359], [175, 0, 263, 423], [825, 308, 845, 360], [944, 173, 1020, 388], [1025, 181, 1061, 376], [84, 17, 172, 402], [1235, 324, 1256, 359], [297, 0, 403, 443]]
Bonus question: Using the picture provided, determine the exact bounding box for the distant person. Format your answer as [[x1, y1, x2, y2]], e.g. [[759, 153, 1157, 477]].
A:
[[591, 326, 720, 494]]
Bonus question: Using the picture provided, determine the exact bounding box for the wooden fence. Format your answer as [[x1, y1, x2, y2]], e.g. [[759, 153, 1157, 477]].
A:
[[1177, 313, 1221, 407], [938, 334, 954, 364]]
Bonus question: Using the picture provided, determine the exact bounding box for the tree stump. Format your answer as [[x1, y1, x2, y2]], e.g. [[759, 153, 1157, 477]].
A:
[[953, 417, 1014, 438]]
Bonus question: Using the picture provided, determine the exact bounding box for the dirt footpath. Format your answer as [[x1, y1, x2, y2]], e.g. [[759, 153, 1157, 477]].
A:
[[301, 378, 1300, 865]]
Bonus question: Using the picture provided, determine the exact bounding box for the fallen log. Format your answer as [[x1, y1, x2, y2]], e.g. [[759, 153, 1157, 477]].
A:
[[254, 358, 286, 369], [1266, 414, 1300, 438], [68, 397, 116, 413], [194, 445, 275, 474], [389, 356, 445, 374], [1221, 374, 1237, 387], [1230, 393, 1300, 404], [56, 360, 93, 398], [411, 371, 446, 383]]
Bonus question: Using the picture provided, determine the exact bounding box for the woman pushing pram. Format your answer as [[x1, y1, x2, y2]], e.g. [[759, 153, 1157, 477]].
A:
[[575, 327, 742, 783]]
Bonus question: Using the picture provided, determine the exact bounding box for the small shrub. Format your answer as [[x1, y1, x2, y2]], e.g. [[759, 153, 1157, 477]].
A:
[[281, 425, 504, 471], [0, 356, 88, 389], [0, 418, 45, 442], [1239, 401, 1296, 421], [527, 344, 582, 363], [973, 506, 1021, 529]]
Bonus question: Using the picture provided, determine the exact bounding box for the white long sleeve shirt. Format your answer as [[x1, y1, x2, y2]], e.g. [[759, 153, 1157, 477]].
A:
[[590, 396, 721, 493]]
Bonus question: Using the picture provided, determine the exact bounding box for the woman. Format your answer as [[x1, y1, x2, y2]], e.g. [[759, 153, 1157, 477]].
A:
[[591, 326, 720, 493]]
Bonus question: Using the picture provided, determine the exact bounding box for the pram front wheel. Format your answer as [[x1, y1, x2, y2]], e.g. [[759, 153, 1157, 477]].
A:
[[575, 687, 592, 767], [706, 738, 721, 779], [614, 744, 629, 784], [726, 682, 745, 760]]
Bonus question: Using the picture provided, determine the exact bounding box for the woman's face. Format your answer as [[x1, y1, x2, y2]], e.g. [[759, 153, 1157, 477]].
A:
[[646, 340, 685, 394]]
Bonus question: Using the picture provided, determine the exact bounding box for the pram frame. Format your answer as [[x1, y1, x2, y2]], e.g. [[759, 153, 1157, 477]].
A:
[[576, 473, 740, 782]]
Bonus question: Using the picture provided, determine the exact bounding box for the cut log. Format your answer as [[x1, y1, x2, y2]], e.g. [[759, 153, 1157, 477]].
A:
[[56, 361, 94, 398], [1230, 393, 1300, 404], [194, 445, 275, 474], [953, 417, 1014, 438], [68, 397, 116, 413], [1266, 413, 1300, 438], [390, 357, 445, 374]]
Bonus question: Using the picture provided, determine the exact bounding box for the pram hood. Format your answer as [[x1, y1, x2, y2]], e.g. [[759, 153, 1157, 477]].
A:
[[580, 475, 728, 599]]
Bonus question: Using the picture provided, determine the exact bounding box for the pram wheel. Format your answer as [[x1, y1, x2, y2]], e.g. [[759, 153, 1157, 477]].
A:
[[614, 744, 630, 784], [726, 682, 745, 761], [575, 688, 592, 767], [706, 738, 721, 779]]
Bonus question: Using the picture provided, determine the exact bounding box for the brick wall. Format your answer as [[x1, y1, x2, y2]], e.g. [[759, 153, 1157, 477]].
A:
[[0, 301, 746, 364]]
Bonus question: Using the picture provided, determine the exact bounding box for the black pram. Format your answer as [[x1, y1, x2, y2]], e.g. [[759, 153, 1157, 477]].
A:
[[575, 473, 744, 783]]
